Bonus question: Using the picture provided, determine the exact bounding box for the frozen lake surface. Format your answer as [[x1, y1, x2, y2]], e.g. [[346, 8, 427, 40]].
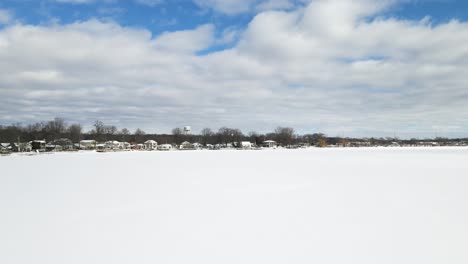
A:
[[1, 148, 468, 264]]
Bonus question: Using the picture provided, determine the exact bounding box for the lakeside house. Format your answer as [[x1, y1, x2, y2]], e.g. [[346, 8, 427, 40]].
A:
[[263, 140, 277, 148], [79, 140, 96, 150], [241, 141, 253, 149], [158, 144, 173, 151], [32, 140, 46, 151], [180, 141, 194, 150], [192, 142, 203, 150], [1, 143, 12, 153], [144, 140, 158, 151], [105, 141, 122, 150], [46, 138, 74, 151], [121, 142, 131, 150]]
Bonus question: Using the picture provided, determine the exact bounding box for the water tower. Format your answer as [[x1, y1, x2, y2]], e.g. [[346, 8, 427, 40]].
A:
[[183, 126, 192, 135]]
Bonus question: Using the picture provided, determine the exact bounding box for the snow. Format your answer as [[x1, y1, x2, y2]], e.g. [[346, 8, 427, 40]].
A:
[[1, 148, 468, 264]]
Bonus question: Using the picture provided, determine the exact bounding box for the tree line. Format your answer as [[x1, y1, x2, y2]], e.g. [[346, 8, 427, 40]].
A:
[[0, 118, 327, 146], [1, 117, 466, 147]]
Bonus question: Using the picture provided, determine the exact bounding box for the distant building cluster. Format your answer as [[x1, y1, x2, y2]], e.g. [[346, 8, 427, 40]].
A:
[[0, 139, 280, 154], [1, 119, 467, 155], [2, 136, 467, 155]]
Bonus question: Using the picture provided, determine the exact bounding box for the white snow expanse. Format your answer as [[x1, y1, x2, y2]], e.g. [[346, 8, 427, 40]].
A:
[[1, 148, 467, 264]]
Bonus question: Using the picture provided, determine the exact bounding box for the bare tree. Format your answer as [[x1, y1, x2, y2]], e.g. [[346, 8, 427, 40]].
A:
[[217, 127, 243, 145], [248, 131, 264, 146], [200, 128, 213, 145], [120, 128, 130, 142], [93, 120, 106, 142], [43, 118, 67, 141], [68, 124, 82, 143], [274, 126, 295, 146], [105, 125, 118, 140], [135, 128, 146, 143], [172, 127, 183, 144]]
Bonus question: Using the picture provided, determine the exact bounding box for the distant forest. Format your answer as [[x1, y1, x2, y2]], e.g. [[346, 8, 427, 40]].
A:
[[0, 117, 466, 146]]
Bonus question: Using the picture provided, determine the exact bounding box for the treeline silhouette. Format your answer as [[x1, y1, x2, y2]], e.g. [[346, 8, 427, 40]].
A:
[[0, 117, 466, 147]]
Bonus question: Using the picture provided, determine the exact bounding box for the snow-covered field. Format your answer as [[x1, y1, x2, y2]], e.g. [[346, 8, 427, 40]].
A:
[[1, 148, 467, 264]]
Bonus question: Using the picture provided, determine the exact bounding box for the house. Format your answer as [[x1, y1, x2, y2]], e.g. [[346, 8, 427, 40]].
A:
[[418, 141, 439, 147], [179, 141, 193, 150], [105, 141, 122, 150], [46, 143, 63, 152], [137, 144, 145, 150], [192, 142, 203, 150], [144, 140, 158, 151], [206, 144, 214, 150], [263, 140, 277, 148], [49, 138, 74, 151], [121, 142, 131, 150], [79, 140, 96, 150], [11, 142, 32, 152], [240, 141, 253, 149], [158, 144, 173, 151], [96, 144, 107, 152], [32, 140, 46, 152], [0, 143, 12, 154]]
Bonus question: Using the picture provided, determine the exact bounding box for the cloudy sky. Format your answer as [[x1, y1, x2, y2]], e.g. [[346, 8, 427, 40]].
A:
[[0, 0, 468, 137]]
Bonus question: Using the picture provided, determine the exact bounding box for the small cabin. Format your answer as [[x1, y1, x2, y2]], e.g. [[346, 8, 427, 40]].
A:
[[263, 140, 277, 148]]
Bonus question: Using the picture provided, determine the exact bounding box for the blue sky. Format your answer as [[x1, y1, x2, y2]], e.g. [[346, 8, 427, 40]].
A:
[[2, 1, 468, 34], [1, 0, 468, 138]]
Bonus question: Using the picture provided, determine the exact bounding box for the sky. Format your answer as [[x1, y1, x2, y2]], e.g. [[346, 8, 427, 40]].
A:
[[0, 0, 468, 138]]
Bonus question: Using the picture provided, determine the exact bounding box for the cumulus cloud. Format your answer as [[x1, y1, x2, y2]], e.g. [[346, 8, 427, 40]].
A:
[[1, 0, 468, 137]]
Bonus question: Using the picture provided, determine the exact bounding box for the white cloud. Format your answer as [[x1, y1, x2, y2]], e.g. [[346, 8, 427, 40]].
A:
[[153, 24, 215, 53], [1, 0, 468, 137], [0, 9, 12, 25]]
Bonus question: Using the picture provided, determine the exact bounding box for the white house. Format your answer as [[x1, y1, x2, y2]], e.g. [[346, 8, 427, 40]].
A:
[[105, 141, 121, 150], [179, 141, 193, 150], [79, 140, 96, 150], [263, 140, 277, 148], [0, 143, 12, 153], [144, 140, 158, 150], [96, 144, 107, 152], [240, 141, 253, 149], [121, 142, 131, 150], [158, 144, 173, 151], [192, 142, 203, 150], [13, 142, 32, 152], [206, 144, 214, 150]]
